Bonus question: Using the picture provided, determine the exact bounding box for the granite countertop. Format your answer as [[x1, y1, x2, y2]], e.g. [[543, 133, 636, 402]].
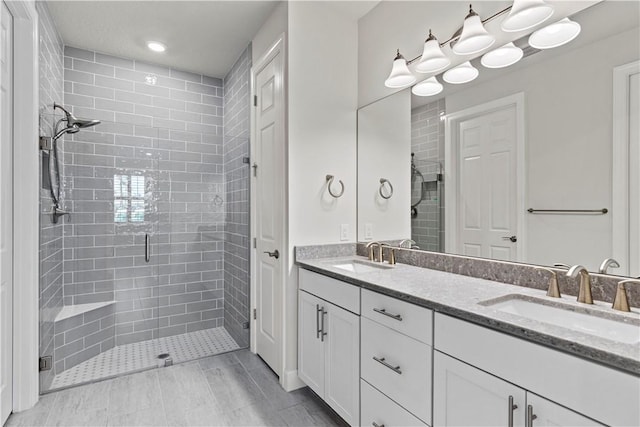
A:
[[296, 256, 640, 376]]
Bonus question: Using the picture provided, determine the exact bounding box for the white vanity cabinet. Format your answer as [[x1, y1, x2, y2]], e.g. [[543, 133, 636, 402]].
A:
[[434, 352, 602, 427], [298, 270, 360, 426], [434, 314, 638, 427]]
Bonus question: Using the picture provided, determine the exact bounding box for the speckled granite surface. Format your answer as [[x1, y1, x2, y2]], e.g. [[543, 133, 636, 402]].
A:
[[354, 244, 640, 308], [295, 243, 357, 261], [296, 255, 640, 376]]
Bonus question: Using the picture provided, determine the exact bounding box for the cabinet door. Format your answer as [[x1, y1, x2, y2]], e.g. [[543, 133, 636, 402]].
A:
[[298, 290, 325, 397], [324, 302, 360, 426], [526, 393, 604, 427], [434, 351, 526, 427]]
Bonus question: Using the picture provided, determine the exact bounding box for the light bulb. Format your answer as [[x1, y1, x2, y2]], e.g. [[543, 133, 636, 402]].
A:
[[501, 0, 554, 32], [384, 50, 416, 88], [528, 18, 581, 49], [415, 30, 451, 74], [443, 61, 479, 84], [452, 5, 495, 55], [481, 43, 524, 68], [412, 76, 444, 97]]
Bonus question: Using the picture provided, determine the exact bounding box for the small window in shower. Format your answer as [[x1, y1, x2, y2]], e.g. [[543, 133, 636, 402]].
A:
[[114, 174, 146, 223]]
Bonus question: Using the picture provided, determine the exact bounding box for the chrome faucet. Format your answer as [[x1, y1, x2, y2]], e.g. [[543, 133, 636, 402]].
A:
[[365, 241, 382, 262], [599, 258, 620, 274], [612, 279, 640, 312], [565, 265, 594, 304], [537, 267, 561, 298]]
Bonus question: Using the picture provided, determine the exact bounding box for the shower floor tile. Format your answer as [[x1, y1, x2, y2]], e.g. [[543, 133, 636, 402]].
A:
[[50, 327, 240, 390]]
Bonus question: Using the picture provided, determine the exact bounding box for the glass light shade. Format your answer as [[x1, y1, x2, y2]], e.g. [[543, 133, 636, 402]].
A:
[[452, 13, 495, 55], [412, 76, 444, 97], [528, 18, 581, 49], [385, 51, 416, 88], [481, 42, 524, 68], [501, 0, 554, 32], [415, 32, 451, 74], [443, 61, 479, 84]]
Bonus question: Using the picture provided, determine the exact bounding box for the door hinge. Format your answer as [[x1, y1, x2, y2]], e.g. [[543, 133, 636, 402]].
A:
[[253, 308, 257, 320], [252, 163, 258, 177], [39, 356, 52, 371], [254, 95, 258, 107], [253, 238, 257, 249]]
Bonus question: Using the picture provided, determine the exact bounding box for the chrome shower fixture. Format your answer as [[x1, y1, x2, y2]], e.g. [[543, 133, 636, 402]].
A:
[[41, 103, 102, 223]]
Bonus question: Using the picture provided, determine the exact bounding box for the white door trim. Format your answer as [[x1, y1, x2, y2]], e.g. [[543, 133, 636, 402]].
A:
[[444, 93, 526, 262], [612, 60, 640, 276], [5, 0, 39, 412], [249, 34, 288, 382]]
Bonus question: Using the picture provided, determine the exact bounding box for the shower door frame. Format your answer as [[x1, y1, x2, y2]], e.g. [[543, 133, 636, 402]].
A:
[[5, 0, 39, 413]]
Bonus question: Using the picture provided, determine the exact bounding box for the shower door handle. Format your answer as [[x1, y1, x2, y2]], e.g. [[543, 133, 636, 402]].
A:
[[145, 234, 150, 263]]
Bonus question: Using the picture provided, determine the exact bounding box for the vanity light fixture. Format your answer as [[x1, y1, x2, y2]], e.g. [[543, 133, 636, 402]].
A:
[[501, 0, 554, 32], [481, 42, 524, 68], [411, 76, 443, 97], [415, 30, 450, 74], [452, 4, 495, 55], [528, 18, 581, 49], [147, 41, 166, 53], [443, 61, 479, 84], [384, 50, 417, 88]]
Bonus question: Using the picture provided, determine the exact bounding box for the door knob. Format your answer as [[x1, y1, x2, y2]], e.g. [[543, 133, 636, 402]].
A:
[[264, 249, 279, 259], [502, 235, 517, 243]]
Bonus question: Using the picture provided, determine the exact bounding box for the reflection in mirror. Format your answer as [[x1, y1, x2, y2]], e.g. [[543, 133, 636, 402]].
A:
[[357, 1, 640, 277]]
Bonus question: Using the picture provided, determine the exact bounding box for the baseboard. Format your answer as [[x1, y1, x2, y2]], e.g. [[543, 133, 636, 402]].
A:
[[281, 369, 306, 392]]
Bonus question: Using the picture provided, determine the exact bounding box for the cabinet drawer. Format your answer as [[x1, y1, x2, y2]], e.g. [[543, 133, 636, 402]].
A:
[[361, 317, 432, 424], [361, 379, 427, 427], [362, 289, 433, 344], [299, 269, 360, 314]]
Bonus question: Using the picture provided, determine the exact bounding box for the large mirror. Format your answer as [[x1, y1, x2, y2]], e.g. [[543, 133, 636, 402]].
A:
[[357, 0, 640, 277]]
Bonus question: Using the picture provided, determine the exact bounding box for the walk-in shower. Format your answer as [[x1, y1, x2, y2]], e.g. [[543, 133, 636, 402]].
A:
[[38, 41, 252, 393]]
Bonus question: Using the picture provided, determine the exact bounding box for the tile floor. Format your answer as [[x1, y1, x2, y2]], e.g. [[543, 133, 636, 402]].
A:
[[8, 349, 345, 427], [51, 327, 240, 389]]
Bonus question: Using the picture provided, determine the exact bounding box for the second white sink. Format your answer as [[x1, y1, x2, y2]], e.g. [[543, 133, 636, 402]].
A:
[[484, 296, 640, 344]]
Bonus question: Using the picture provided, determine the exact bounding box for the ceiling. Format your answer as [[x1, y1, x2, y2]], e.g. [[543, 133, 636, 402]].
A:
[[47, 0, 280, 78]]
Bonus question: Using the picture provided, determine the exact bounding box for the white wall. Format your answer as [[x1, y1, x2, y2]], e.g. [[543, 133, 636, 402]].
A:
[[285, 0, 359, 387], [252, 1, 287, 66], [358, 90, 411, 241], [446, 26, 640, 271]]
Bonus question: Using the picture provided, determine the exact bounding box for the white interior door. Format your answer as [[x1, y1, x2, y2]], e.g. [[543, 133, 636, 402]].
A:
[[253, 42, 284, 375], [457, 104, 518, 261], [0, 1, 14, 423]]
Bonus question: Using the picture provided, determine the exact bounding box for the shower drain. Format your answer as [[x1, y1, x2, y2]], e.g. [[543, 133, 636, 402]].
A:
[[157, 353, 173, 367]]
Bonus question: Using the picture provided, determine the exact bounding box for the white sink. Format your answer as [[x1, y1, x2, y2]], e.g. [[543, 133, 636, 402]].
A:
[[484, 297, 640, 344], [331, 260, 392, 274]]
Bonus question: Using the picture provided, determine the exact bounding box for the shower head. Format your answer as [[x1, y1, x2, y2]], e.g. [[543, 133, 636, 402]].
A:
[[54, 102, 101, 129]]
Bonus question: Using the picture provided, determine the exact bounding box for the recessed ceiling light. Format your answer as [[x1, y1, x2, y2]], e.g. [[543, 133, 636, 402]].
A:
[[147, 41, 166, 53]]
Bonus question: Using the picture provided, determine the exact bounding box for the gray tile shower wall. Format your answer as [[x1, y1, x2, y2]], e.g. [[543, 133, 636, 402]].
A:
[[37, 1, 65, 390], [411, 99, 445, 252], [62, 46, 227, 350], [222, 46, 251, 348]]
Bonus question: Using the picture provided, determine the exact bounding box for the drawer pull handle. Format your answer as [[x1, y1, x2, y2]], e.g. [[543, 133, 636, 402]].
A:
[[508, 395, 518, 427], [373, 356, 402, 374], [372, 423, 385, 427], [373, 307, 403, 321]]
